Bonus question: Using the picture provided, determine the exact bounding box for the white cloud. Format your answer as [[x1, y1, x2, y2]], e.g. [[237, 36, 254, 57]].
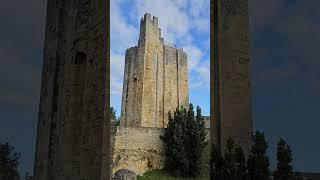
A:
[[189, 0, 210, 18], [110, 52, 125, 96], [183, 45, 202, 71], [196, 60, 210, 85], [173, 0, 188, 9], [110, 0, 137, 96], [110, 76, 124, 96], [135, 0, 190, 44], [182, 45, 210, 90], [188, 60, 210, 90], [110, 0, 138, 54], [191, 18, 210, 33], [189, 80, 204, 89], [178, 34, 193, 47]]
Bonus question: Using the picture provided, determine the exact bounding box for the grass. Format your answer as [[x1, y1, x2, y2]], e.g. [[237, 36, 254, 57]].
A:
[[137, 169, 210, 180]]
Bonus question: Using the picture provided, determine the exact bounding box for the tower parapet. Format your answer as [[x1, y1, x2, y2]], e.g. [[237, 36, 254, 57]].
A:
[[139, 13, 163, 45]]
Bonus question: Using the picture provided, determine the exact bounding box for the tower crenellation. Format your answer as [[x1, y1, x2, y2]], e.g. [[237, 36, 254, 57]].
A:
[[152, 16, 158, 27], [139, 13, 162, 45]]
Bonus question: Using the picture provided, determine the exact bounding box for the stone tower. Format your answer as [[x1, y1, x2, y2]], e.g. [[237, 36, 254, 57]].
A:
[[211, 0, 253, 155], [120, 13, 189, 128], [33, 0, 109, 180]]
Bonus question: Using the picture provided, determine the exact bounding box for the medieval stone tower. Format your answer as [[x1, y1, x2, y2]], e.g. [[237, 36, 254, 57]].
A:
[[33, 0, 108, 180], [120, 13, 189, 128]]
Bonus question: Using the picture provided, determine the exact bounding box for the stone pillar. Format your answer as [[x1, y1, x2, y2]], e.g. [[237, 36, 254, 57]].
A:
[[34, 0, 108, 179], [216, 0, 253, 155]]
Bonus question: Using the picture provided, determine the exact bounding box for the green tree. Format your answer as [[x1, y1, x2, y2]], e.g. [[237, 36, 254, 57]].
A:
[[273, 138, 293, 180], [110, 106, 117, 120], [234, 145, 247, 180], [0, 142, 20, 180], [247, 131, 270, 180], [224, 138, 236, 180], [195, 106, 209, 175], [160, 107, 187, 176], [210, 143, 226, 180], [185, 104, 208, 177], [223, 138, 248, 180], [210, 143, 219, 179], [161, 103, 207, 177], [211, 139, 247, 180], [110, 106, 120, 126]]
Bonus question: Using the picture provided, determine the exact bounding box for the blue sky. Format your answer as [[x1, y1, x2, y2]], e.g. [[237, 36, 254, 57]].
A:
[[110, 0, 210, 117]]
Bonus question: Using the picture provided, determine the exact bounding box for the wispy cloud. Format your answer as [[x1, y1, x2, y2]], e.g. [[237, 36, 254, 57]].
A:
[[110, 51, 125, 96], [110, 0, 139, 54], [135, 0, 190, 43], [182, 45, 203, 71], [189, 0, 210, 18]]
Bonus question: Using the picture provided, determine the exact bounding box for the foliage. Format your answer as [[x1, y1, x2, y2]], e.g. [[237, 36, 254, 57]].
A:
[[273, 138, 293, 180], [110, 106, 120, 125], [199, 142, 210, 176], [160, 103, 208, 178], [110, 106, 117, 121], [160, 107, 187, 176], [210, 143, 226, 180], [210, 139, 247, 180], [210, 143, 217, 179], [0, 142, 20, 180], [186, 104, 208, 177], [247, 131, 270, 180], [209, 131, 300, 180], [234, 144, 247, 180], [224, 138, 236, 180]]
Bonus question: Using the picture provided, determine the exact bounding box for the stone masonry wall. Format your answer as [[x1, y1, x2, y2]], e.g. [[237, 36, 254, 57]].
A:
[[111, 126, 165, 176], [177, 49, 189, 109], [111, 124, 212, 176], [121, 47, 141, 126]]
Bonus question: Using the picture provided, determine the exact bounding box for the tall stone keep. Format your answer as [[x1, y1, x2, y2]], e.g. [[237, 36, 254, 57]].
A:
[[120, 13, 189, 128], [33, 0, 109, 180], [211, 0, 253, 155]]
